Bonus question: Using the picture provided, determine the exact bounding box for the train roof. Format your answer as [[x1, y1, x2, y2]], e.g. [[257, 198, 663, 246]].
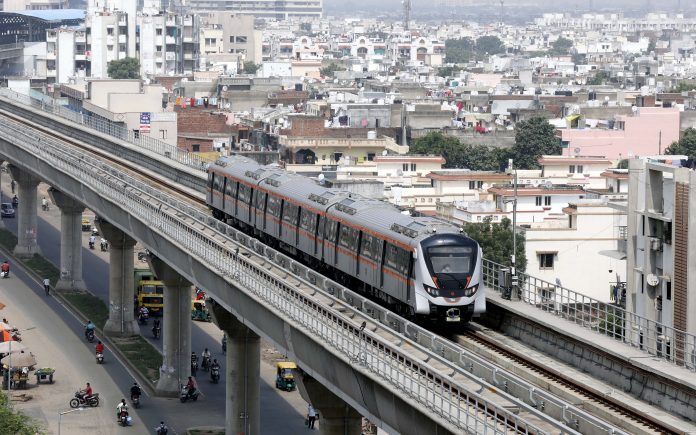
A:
[[211, 155, 465, 245]]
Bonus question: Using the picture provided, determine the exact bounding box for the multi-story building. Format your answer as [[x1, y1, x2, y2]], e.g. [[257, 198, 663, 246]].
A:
[[187, 0, 322, 20], [2, 0, 67, 10], [138, 12, 200, 76], [46, 28, 87, 83], [626, 157, 696, 345], [200, 13, 261, 65]]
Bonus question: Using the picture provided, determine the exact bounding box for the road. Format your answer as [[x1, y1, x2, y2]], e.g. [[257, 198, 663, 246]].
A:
[[0, 172, 310, 434]]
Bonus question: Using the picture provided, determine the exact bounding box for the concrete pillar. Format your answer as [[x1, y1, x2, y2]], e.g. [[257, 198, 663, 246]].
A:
[[48, 188, 87, 292], [7, 165, 40, 257], [148, 255, 192, 396], [95, 218, 139, 337], [0, 160, 6, 230], [210, 301, 260, 435], [297, 373, 362, 435]]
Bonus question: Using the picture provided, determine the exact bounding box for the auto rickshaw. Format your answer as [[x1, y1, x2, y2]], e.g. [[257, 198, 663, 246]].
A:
[[191, 299, 212, 322], [275, 361, 297, 391], [81, 217, 92, 232]]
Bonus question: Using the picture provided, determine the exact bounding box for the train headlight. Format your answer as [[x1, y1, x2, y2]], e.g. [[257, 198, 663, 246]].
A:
[[423, 284, 440, 298], [463, 284, 479, 297]]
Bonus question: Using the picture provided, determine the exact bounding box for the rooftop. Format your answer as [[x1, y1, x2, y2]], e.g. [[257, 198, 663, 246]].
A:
[[11, 9, 86, 21]]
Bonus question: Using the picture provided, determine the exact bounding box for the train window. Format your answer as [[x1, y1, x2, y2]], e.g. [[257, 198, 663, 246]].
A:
[[238, 184, 251, 203], [397, 248, 410, 274], [224, 179, 236, 197], [372, 237, 384, 261], [325, 219, 338, 242], [267, 196, 280, 217], [282, 203, 299, 224], [212, 174, 221, 192], [255, 191, 266, 210], [385, 243, 399, 270], [360, 233, 374, 259], [338, 226, 358, 250], [299, 209, 316, 231], [207, 172, 214, 188], [217, 177, 225, 193]]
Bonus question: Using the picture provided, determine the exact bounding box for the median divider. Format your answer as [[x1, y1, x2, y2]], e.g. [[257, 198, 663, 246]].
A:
[[0, 228, 161, 396]]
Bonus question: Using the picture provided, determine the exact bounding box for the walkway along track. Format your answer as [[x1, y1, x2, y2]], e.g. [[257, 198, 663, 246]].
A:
[[455, 325, 686, 435], [0, 106, 667, 434]]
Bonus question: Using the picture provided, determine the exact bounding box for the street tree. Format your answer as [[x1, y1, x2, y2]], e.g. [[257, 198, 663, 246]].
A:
[[462, 217, 527, 272], [242, 61, 260, 75], [475, 36, 505, 58], [0, 392, 44, 434], [509, 116, 561, 169], [107, 57, 140, 79], [444, 37, 475, 63], [320, 63, 345, 78], [550, 37, 573, 55], [665, 127, 696, 161]]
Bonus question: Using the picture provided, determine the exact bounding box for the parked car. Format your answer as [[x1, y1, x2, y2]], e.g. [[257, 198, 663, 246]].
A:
[[1, 203, 15, 218]]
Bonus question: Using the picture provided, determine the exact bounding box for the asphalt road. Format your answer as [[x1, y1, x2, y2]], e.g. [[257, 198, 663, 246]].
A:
[[0, 175, 310, 434]]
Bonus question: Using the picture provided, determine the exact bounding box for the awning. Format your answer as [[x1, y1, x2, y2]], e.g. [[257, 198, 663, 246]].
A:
[[565, 114, 581, 122], [599, 250, 627, 260]]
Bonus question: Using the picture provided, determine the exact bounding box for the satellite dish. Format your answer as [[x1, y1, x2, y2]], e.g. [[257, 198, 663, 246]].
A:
[[481, 183, 489, 190], [222, 85, 228, 91], [574, 147, 581, 155], [317, 174, 325, 181], [544, 180, 553, 188], [397, 169, 404, 176], [382, 150, 388, 156], [647, 274, 659, 286], [555, 278, 562, 287]]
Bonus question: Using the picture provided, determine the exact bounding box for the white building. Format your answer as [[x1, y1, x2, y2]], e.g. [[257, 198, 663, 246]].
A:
[[46, 28, 87, 84]]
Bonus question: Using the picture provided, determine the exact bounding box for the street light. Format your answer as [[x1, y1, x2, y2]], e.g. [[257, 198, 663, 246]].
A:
[[6, 326, 36, 394], [503, 159, 518, 300], [58, 407, 86, 435]]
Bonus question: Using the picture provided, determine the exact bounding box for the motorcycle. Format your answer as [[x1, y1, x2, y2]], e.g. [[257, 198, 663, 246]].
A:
[[69, 391, 100, 408], [138, 311, 149, 325], [131, 395, 140, 409], [100, 239, 108, 252], [96, 352, 104, 364], [191, 359, 198, 376], [152, 324, 161, 339], [41, 203, 49, 212], [210, 366, 220, 384], [179, 384, 199, 403], [85, 329, 95, 343], [118, 406, 130, 426], [202, 356, 210, 372], [88, 240, 95, 250]]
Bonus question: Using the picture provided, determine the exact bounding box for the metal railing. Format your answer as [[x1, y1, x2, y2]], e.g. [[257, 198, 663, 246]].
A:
[[0, 88, 214, 172], [0, 114, 544, 434], [483, 259, 696, 372]]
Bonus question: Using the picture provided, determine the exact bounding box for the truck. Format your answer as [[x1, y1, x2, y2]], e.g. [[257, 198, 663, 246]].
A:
[[134, 267, 164, 316]]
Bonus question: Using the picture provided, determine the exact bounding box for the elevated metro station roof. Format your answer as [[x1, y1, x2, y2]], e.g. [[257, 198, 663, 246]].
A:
[[0, 9, 86, 44]]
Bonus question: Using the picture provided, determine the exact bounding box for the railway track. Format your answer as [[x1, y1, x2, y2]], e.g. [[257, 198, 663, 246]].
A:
[[1, 107, 687, 434], [455, 325, 687, 435]]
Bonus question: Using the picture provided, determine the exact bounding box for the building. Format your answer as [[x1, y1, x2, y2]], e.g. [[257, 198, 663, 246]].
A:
[[187, 0, 322, 20], [201, 13, 261, 65], [625, 157, 696, 350]]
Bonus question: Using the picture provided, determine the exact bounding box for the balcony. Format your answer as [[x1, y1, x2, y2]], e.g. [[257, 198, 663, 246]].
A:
[[47, 51, 56, 60], [184, 53, 193, 60], [183, 36, 193, 43], [165, 36, 176, 45], [118, 34, 127, 43], [165, 52, 176, 61], [155, 36, 163, 45], [75, 51, 86, 60]]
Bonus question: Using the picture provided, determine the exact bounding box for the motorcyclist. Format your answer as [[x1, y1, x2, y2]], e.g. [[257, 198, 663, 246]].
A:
[[79, 382, 93, 400], [95, 340, 104, 355], [116, 398, 128, 422], [186, 376, 196, 398], [100, 238, 108, 251], [156, 421, 169, 435], [89, 234, 96, 249], [201, 348, 211, 369], [11, 195, 18, 208], [1, 260, 9, 278], [41, 197, 48, 210], [138, 306, 149, 322], [152, 318, 161, 335], [85, 320, 96, 337], [130, 382, 141, 401], [222, 334, 227, 354], [210, 358, 220, 373]]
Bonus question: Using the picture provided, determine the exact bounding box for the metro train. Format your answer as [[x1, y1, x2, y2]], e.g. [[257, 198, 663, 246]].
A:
[[206, 155, 485, 324]]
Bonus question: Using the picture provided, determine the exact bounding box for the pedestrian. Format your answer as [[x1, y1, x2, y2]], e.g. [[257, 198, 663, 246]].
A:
[[10, 180, 15, 194], [307, 403, 317, 429], [43, 277, 50, 295]]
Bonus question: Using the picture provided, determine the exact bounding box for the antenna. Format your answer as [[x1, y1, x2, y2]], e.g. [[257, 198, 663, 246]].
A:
[[403, 0, 412, 30], [499, 0, 504, 24]]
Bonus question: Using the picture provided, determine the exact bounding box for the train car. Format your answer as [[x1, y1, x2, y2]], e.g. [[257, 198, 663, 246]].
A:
[[207, 156, 485, 324]]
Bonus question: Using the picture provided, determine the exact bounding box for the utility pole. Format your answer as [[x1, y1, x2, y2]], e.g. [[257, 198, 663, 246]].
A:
[[499, 0, 505, 24], [403, 0, 411, 30]]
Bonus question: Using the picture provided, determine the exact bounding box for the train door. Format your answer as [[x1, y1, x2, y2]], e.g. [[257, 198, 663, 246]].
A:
[[254, 190, 267, 232], [224, 179, 236, 218], [324, 218, 339, 267]]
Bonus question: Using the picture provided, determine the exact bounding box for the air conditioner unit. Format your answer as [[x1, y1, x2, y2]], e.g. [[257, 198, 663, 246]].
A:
[[649, 237, 663, 251]]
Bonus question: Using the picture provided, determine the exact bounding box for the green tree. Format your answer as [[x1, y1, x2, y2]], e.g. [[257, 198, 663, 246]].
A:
[[320, 63, 345, 78], [647, 38, 656, 54], [509, 117, 561, 169], [475, 36, 505, 58], [665, 127, 696, 161], [437, 66, 459, 78], [462, 217, 527, 272], [0, 392, 44, 434], [107, 57, 140, 79], [671, 82, 696, 93], [410, 132, 504, 171], [242, 61, 260, 74], [616, 159, 629, 169], [550, 37, 573, 55], [444, 37, 475, 63], [587, 70, 610, 85]]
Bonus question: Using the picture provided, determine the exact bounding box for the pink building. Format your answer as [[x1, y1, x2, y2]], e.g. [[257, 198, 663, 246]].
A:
[[556, 107, 679, 159]]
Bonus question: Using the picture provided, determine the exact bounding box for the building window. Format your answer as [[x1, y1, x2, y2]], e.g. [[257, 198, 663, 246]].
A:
[[156, 28, 163, 36], [667, 281, 672, 300], [469, 181, 476, 190], [544, 196, 551, 206], [160, 129, 167, 139], [402, 163, 408, 172], [577, 165, 583, 173], [538, 253, 555, 269], [410, 163, 416, 171], [235, 36, 247, 43], [156, 45, 162, 52], [535, 196, 542, 206], [569, 165, 575, 173], [477, 181, 484, 188], [192, 143, 200, 152], [107, 28, 114, 36], [229, 36, 235, 43]]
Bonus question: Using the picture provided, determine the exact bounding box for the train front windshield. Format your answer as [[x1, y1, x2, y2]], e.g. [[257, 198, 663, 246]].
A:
[[427, 246, 474, 274]]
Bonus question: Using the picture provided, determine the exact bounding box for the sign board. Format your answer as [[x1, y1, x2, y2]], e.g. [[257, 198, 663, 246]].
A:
[[139, 112, 151, 133]]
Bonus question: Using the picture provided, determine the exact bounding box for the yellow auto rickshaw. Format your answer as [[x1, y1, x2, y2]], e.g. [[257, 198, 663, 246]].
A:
[[191, 299, 212, 322], [81, 217, 92, 232], [275, 361, 297, 391]]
